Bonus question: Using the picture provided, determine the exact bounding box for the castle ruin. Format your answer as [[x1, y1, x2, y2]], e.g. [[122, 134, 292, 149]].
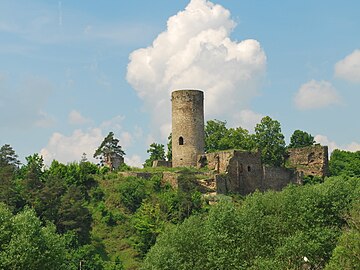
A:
[[168, 89, 329, 196]]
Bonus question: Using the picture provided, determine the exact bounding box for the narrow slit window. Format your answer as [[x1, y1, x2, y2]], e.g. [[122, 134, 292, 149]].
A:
[[179, 136, 184, 145], [247, 166, 251, 172]]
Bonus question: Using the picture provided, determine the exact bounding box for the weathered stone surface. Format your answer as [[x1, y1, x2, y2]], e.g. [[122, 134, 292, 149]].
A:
[[152, 160, 172, 168], [104, 154, 124, 170], [172, 90, 205, 167], [287, 145, 329, 178], [162, 172, 179, 188], [198, 150, 302, 196], [263, 166, 302, 191]]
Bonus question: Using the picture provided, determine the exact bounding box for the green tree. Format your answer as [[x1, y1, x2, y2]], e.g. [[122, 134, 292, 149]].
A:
[[0, 165, 23, 211], [254, 116, 286, 166], [21, 154, 45, 208], [144, 143, 165, 167], [0, 144, 23, 210], [205, 119, 228, 152], [144, 177, 360, 269], [0, 144, 21, 169], [131, 202, 164, 256], [57, 185, 92, 244], [225, 127, 256, 151], [329, 149, 360, 177], [326, 200, 360, 270], [118, 177, 148, 213], [0, 204, 68, 270], [204, 120, 255, 153], [288, 129, 315, 148], [94, 132, 125, 170], [34, 175, 66, 223]]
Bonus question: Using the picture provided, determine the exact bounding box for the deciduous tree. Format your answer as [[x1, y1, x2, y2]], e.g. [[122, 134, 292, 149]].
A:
[[254, 116, 286, 166], [144, 143, 165, 167], [288, 130, 315, 148]]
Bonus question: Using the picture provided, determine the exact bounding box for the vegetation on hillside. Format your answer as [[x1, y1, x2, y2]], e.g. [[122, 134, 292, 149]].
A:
[[0, 117, 359, 269]]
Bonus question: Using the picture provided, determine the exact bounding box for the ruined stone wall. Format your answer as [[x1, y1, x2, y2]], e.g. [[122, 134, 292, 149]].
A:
[[200, 150, 263, 195], [172, 90, 205, 167], [201, 151, 234, 173], [162, 172, 179, 188], [263, 166, 301, 191], [152, 160, 172, 168], [227, 151, 263, 195], [287, 145, 329, 177]]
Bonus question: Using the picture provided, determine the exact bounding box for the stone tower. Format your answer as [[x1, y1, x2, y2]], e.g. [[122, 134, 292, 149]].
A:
[[171, 89, 205, 167]]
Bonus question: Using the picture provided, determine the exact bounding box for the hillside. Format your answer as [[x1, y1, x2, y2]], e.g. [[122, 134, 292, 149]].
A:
[[0, 147, 360, 269]]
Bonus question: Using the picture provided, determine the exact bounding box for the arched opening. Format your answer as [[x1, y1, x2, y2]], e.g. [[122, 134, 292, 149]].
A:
[[179, 136, 184, 145], [247, 166, 251, 172]]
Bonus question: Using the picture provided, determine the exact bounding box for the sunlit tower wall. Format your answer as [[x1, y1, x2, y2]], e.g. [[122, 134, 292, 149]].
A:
[[171, 89, 205, 167]]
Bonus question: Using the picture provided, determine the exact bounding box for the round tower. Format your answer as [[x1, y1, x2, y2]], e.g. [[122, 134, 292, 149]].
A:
[[172, 89, 205, 167]]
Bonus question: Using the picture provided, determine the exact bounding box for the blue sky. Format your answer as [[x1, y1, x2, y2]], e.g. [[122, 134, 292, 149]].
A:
[[1, 0, 359, 167]]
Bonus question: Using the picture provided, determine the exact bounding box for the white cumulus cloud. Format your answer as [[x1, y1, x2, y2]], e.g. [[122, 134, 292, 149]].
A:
[[40, 128, 103, 165], [315, 134, 360, 154], [125, 155, 143, 168], [126, 0, 266, 139], [68, 110, 91, 125], [334, 49, 360, 83], [40, 115, 138, 165], [232, 109, 264, 132], [294, 80, 341, 110]]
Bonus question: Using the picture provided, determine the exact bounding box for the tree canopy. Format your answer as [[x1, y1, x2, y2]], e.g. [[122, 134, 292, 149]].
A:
[[143, 176, 360, 269], [288, 130, 315, 148], [94, 132, 125, 169], [204, 120, 255, 153], [144, 143, 166, 167], [254, 116, 286, 166], [329, 149, 360, 177], [0, 144, 20, 169]]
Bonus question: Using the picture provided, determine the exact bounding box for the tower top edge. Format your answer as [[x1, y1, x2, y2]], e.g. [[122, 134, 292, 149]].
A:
[[171, 89, 203, 94]]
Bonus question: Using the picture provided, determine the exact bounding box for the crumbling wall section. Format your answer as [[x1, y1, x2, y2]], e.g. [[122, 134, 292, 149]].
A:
[[152, 160, 172, 168], [287, 145, 329, 178], [199, 150, 234, 173], [200, 150, 263, 195], [263, 166, 302, 191], [227, 151, 263, 195]]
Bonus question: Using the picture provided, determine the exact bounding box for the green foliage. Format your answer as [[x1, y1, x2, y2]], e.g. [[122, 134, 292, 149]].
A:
[[143, 177, 360, 269], [329, 149, 360, 177], [205, 119, 255, 153], [144, 143, 166, 167], [326, 200, 360, 270], [131, 201, 165, 255], [94, 132, 125, 169], [57, 185, 92, 244], [302, 175, 323, 185], [226, 127, 256, 151], [254, 116, 286, 166], [205, 119, 229, 152], [0, 144, 20, 169], [118, 177, 149, 213], [0, 165, 24, 211], [0, 204, 68, 270], [288, 129, 315, 148], [33, 174, 66, 223]]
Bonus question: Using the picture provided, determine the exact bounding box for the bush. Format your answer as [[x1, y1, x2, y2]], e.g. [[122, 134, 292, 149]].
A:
[[118, 177, 148, 213]]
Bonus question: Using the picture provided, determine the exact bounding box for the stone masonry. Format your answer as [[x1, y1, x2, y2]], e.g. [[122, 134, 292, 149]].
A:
[[172, 90, 205, 167], [287, 144, 329, 178], [198, 150, 301, 196]]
